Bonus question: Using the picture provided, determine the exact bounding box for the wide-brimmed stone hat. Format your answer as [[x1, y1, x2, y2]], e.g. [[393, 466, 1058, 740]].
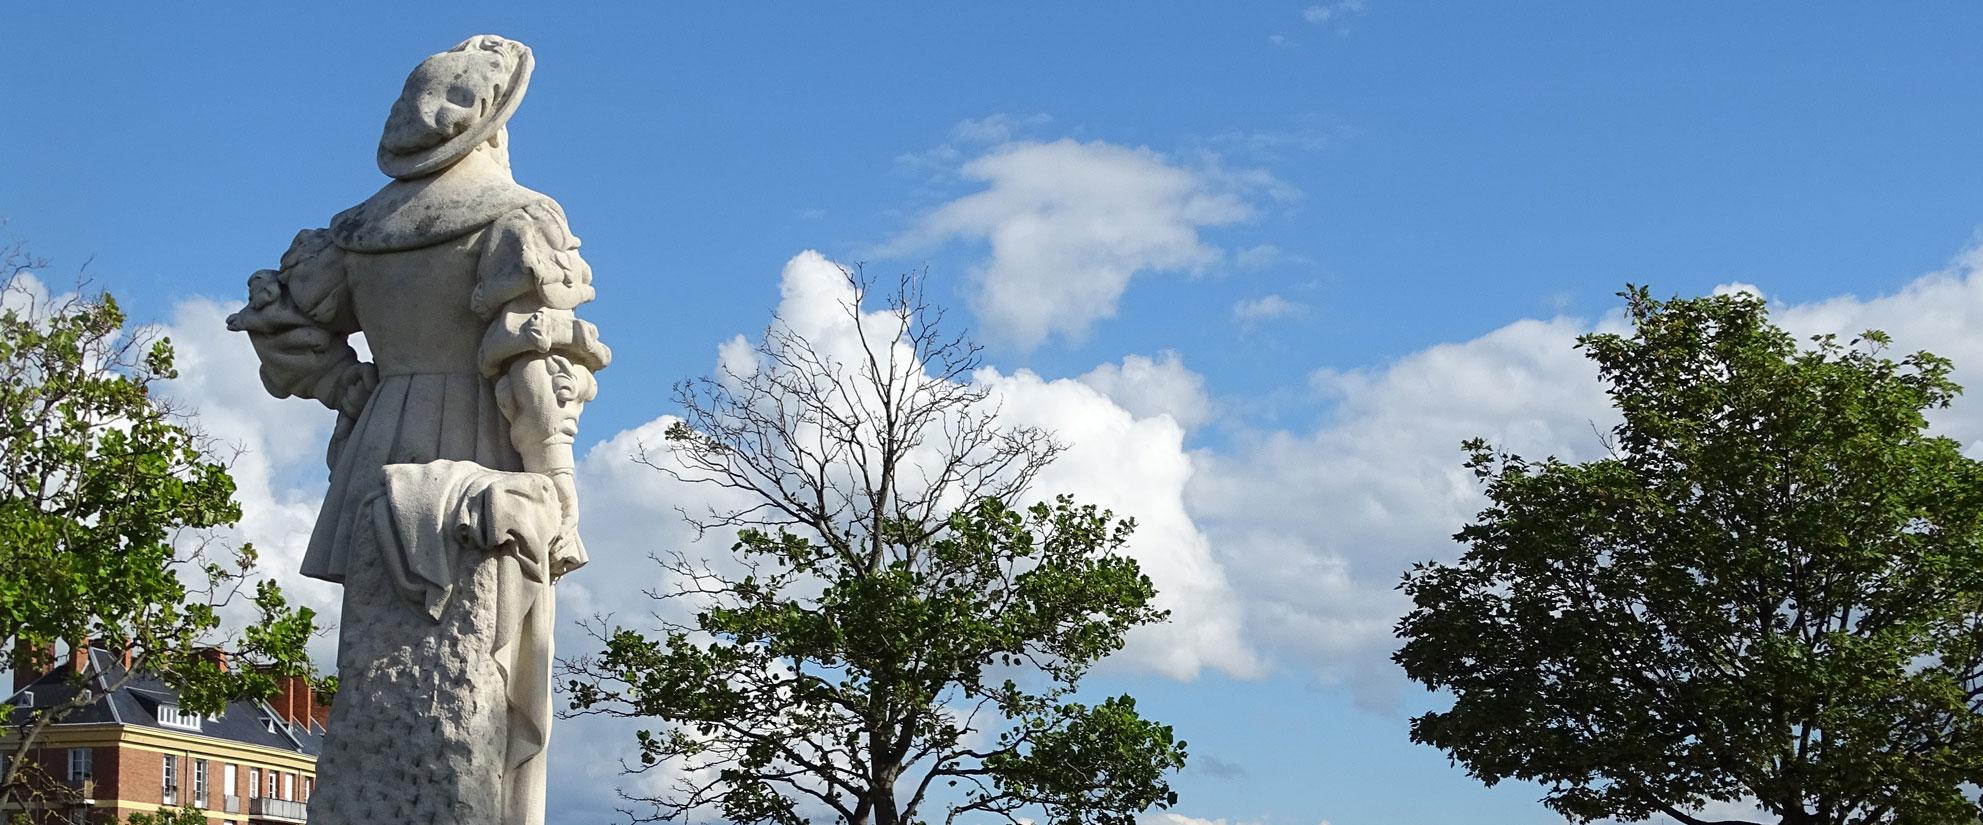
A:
[[377, 35, 534, 180]]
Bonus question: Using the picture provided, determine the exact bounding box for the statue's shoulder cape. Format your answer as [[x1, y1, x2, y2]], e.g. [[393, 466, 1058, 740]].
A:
[[329, 157, 549, 253]]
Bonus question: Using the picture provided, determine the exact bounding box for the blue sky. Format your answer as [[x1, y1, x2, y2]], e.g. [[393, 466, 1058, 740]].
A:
[[11, 4, 1983, 825]]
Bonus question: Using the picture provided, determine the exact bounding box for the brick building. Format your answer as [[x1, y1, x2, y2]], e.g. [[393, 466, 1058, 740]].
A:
[[2, 644, 325, 824]]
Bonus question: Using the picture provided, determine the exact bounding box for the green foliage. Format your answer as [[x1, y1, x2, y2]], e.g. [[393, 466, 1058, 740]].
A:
[[0, 252, 316, 818], [1394, 286, 1983, 825], [123, 805, 210, 825], [566, 272, 1184, 825], [313, 673, 338, 705]]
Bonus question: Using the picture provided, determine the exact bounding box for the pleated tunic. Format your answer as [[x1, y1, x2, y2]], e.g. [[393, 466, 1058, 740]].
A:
[[274, 174, 605, 581]]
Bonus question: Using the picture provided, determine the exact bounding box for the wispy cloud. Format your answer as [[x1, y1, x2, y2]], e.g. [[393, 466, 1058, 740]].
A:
[[951, 112, 1053, 145], [1141, 814, 1270, 825], [1302, 0, 1367, 26], [1234, 244, 1313, 270], [1192, 754, 1249, 780], [1232, 294, 1309, 327], [1201, 115, 1354, 160], [897, 113, 1056, 176]]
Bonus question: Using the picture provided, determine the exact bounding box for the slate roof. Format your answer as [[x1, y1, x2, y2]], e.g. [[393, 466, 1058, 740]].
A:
[[5, 647, 323, 757]]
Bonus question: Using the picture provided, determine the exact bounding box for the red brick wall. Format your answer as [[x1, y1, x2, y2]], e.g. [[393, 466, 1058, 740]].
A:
[[115, 745, 160, 804], [95, 746, 120, 799], [24, 745, 62, 778]]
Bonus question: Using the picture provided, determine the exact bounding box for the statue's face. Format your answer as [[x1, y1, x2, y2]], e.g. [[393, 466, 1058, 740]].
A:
[[380, 51, 507, 155]]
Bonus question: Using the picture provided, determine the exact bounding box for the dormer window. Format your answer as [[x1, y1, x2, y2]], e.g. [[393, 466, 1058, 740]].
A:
[[156, 704, 203, 731]]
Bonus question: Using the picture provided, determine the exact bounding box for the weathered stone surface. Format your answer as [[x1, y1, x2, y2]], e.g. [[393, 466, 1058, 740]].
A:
[[226, 35, 604, 825]]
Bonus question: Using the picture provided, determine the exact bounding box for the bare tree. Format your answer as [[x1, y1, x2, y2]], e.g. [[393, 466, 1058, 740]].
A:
[[564, 268, 1187, 825]]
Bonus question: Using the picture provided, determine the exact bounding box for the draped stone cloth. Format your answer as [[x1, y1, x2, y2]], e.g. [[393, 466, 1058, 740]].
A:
[[332, 460, 559, 825]]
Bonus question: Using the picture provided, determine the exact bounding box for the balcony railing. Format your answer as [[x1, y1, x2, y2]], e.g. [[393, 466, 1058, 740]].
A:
[[249, 796, 308, 822], [224, 794, 243, 813]]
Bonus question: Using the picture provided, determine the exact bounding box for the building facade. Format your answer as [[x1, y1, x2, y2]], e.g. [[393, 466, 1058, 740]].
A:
[[3, 645, 326, 824]]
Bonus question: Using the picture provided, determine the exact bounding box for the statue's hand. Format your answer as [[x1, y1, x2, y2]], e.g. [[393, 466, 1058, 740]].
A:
[[256, 323, 333, 357], [548, 469, 586, 577], [333, 361, 379, 419], [247, 325, 351, 402]]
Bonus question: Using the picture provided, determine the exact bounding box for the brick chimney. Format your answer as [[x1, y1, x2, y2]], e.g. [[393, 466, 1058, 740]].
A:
[[275, 674, 315, 729], [11, 641, 55, 693], [195, 647, 230, 673], [68, 637, 91, 675], [256, 665, 316, 730]]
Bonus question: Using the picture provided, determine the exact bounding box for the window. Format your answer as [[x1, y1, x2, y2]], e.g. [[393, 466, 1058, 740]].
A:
[[66, 748, 91, 782], [156, 704, 203, 731], [302, 776, 312, 801], [224, 763, 237, 799], [17, 690, 30, 707], [193, 759, 208, 808], [248, 768, 260, 799], [161, 755, 178, 805], [265, 768, 277, 799], [281, 772, 293, 801]]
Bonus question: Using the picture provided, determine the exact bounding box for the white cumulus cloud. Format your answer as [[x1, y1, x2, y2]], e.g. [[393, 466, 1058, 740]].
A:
[[1077, 351, 1217, 432], [983, 365, 1260, 679], [887, 139, 1272, 349]]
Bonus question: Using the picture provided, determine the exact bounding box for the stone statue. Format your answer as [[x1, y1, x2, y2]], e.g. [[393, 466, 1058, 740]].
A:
[[226, 35, 608, 825]]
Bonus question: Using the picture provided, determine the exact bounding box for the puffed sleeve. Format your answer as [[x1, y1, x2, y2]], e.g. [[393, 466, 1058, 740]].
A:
[[227, 228, 371, 409], [472, 200, 610, 577], [472, 200, 612, 378]]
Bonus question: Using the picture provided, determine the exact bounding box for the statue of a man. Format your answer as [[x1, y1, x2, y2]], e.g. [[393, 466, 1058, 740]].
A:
[[227, 35, 607, 825]]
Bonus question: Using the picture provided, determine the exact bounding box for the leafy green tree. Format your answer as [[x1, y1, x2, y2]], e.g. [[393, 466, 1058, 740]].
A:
[[0, 242, 317, 823], [122, 806, 208, 825], [1394, 286, 1983, 825], [564, 272, 1186, 825]]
